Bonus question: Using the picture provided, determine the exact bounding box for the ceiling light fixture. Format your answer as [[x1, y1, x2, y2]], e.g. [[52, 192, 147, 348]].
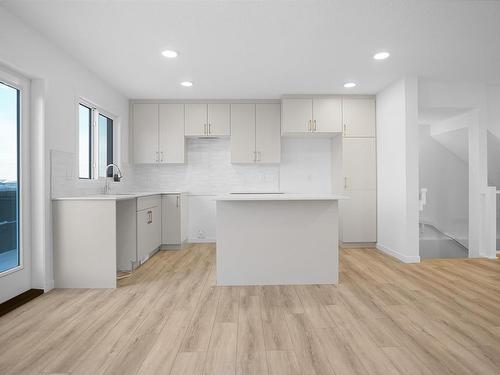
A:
[[180, 81, 193, 87], [161, 50, 178, 58], [373, 51, 390, 60], [344, 82, 356, 88]]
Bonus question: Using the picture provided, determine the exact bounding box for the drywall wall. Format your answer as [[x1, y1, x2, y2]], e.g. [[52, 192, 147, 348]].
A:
[[0, 6, 129, 299], [419, 125, 469, 245], [376, 77, 420, 263]]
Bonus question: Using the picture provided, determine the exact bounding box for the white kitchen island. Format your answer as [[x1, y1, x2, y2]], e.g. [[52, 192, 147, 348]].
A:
[[215, 194, 346, 286]]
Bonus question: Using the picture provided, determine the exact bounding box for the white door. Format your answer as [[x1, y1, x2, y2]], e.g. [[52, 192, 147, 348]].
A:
[[133, 103, 159, 163], [256, 103, 281, 163], [185, 103, 207, 136], [230, 104, 256, 163], [343, 98, 376, 137], [313, 98, 342, 133], [162, 195, 181, 244], [281, 98, 312, 133], [0, 68, 31, 303], [208, 103, 230, 136], [159, 104, 185, 163], [343, 138, 376, 190], [342, 189, 377, 243]]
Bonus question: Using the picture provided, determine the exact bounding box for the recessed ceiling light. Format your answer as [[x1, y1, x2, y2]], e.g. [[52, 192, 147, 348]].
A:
[[180, 81, 193, 87], [344, 82, 356, 88], [161, 50, 178, 58], [373, 51, 390, 60]]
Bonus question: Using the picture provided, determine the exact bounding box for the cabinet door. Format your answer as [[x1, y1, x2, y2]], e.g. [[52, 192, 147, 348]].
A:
[[343, 98, 376, 137], [150, 206, 161, 250], [208, 103, 230, 136], [133, 103, 158, 164], [342, 189, 377, 243], [281, 99, 312, 133], [343, 138, 376, 190], [313, 98, 342, 133], [162, 194, 181, 244], [256, 103, 281, 163], [159, 104, 185, 163], [230, 104, 256, 163], [185, 103, 207, 136]]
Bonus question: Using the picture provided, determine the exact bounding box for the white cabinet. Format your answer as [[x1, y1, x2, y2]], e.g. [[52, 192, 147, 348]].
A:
[[341, 190, 377, 243], [343, 138, 376, 190], [230, 104, 256, 163], [137, 195, 161, 262], [133, 103, 159, 164], [132, 103, 185, 164], [230, 103, 280, 163], [341, 123, 377, 243], [342, 98, 376, 137], [282, 99, 312, 133], [282, 97, 342, 134], [256, 103, 281, 163], [162, 194, 187, 247], [185, 103, 230, 137], [159, 104, 185, 163]]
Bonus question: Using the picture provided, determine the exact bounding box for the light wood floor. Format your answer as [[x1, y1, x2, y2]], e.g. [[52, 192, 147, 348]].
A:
[[1, 244, 500, 375]]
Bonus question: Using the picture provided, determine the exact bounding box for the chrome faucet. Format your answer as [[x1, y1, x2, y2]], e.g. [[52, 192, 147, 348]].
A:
[[104, 163, 123, 194]]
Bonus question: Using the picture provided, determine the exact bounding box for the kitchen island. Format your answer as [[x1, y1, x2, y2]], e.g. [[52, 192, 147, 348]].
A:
[[215, 194, 346, 285]]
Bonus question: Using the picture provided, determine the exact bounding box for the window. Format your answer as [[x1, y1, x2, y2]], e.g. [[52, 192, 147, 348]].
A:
[[0, 81, 20, 273], [78, 103, 113, 179]]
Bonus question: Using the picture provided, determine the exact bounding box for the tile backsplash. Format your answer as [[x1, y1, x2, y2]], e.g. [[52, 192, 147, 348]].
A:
[[51, 137, 332, 198]]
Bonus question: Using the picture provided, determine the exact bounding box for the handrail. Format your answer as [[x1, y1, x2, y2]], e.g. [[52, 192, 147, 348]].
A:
[[420, 222, 469, 252]]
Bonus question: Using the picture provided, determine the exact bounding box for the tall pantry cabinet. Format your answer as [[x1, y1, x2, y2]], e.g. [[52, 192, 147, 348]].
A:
[[341, 98, 377, 243]]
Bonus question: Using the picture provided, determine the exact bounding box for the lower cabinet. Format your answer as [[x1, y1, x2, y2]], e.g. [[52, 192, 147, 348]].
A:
[[137, 196, 161, 262], [341, 189, 376, 243], [162, 194, 187, 247]]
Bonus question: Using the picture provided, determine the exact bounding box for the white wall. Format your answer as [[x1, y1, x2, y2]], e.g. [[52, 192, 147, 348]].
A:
[[419, 125, 469, 245], [376, 77, 420, 263], [0, 6, 129, 297]]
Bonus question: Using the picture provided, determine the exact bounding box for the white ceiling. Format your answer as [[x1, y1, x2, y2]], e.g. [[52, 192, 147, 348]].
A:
[[2, 0, 500, 99]]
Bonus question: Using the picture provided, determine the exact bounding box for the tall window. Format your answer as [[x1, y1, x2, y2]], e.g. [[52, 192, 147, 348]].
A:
[[0, 81, 20, 273], [78, 103, 113, 179]]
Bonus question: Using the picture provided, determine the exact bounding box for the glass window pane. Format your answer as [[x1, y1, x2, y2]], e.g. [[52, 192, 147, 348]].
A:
[[79, 104, 91, 179], [0, 82, 20, 273], [98, 114, 113, 178]]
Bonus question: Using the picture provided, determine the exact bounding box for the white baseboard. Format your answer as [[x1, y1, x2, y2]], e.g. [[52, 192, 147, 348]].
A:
[[188, 238, 216, 244], [376, 243, 420, 263]]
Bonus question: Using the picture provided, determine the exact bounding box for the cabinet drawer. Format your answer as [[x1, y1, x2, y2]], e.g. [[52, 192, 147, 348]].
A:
[[137, 195, 161, 211]]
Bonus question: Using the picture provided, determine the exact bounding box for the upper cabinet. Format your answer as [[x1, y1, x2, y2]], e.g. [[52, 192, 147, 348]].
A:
[[132, 103, 185, 164], [281, 97, 342, 135], [342, 98, 376, 137], [159, 104, 185, 163], [230, 103, 280, 163], [185, 103, 230, 137], [133, 103, 159, 164]]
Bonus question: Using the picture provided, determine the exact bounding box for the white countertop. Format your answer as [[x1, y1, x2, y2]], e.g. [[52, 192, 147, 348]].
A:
[[215, 193, 348, 201], [52, 192, 184, 201]]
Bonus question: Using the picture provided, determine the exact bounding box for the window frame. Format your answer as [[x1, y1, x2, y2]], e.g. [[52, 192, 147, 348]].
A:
[[77, 99, 115, 180], [0, 68, 30, 279]]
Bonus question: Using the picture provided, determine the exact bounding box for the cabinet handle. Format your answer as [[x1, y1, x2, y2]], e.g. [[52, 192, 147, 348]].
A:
[[257, 151, 261, 162], [344, 177, 347, 190], [155, 151, 159, 162], [176, 195, 180, 208], [160, 151, 164, 162], [343, 123, 347, 136], [208, 123, 212, 134], [313, 120, 317, 131], [307, 120, 311, 132]]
